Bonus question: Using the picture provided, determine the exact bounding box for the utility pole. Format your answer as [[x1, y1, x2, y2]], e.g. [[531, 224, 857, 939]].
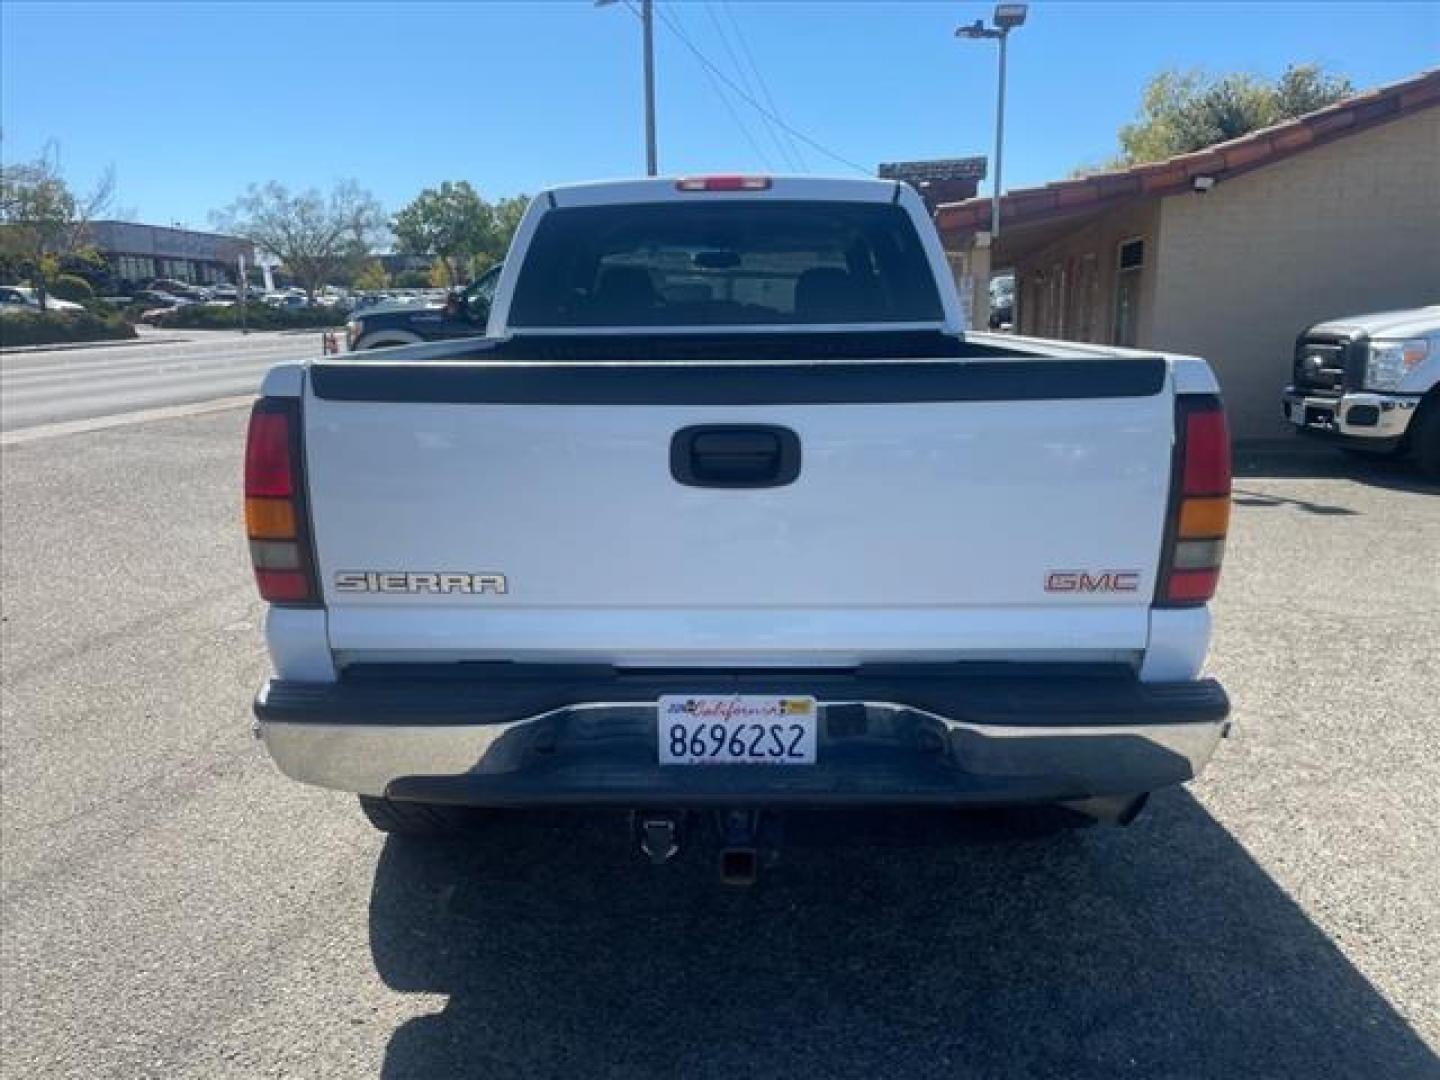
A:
[[598, 0, 659, 176], [238, 254, 248, 336], [642, 0, 657, 176]]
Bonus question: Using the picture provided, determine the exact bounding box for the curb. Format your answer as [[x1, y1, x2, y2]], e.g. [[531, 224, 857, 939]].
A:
[[1, 395, 254, 446], [0, 336, 188, 356]]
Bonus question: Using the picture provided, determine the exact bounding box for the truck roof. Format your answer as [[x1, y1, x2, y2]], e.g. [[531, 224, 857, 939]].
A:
[[545, 175, 907, 209]]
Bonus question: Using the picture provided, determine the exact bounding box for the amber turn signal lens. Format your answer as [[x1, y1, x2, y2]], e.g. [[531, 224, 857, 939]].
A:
[[1178, 496, 1230, 538], [245, 497, 296, 539]]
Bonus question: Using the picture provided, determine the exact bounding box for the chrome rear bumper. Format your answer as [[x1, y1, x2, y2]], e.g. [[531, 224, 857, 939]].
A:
[[256, 671, 1229, 807]]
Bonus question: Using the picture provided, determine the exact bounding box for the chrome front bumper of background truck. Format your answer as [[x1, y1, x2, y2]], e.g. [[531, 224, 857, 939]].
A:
[[1284, 387, 1419, 445]]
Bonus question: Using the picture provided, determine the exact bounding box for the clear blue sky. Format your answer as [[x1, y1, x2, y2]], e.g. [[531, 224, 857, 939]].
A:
[[3, 1, 1436, 230]]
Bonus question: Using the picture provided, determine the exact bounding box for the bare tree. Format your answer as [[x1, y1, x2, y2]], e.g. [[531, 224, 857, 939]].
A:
[[212, 180, 384, 301], [0, 142, 114, 303]]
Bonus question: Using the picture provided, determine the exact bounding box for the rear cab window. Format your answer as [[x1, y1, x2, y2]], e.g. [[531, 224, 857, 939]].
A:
[[508, 200, 944, 328]]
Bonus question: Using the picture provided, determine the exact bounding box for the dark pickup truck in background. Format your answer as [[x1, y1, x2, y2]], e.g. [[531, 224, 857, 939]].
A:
[[345, 264, 501, 351]]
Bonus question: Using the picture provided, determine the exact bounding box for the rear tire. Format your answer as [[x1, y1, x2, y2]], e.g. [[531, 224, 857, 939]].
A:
[[358, 794, 480, 837]]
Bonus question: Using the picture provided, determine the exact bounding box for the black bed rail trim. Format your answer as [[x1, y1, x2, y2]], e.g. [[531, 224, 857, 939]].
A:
[[309, 356, 1166, 406]]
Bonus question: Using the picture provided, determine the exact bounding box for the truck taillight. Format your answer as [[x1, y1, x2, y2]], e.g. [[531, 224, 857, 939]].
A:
[[244, 398, 319, 605], [1158, 395, 1230, 607]]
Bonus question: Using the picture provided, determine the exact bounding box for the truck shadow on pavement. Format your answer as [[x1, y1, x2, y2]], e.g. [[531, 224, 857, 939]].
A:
[[1230, 487, 1360, 515], [1233, 446, 1439, 494], [369, 791, 1435, 1080]]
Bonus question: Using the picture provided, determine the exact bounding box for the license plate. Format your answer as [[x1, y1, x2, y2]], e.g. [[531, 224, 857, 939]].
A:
[[658, 695, 817, 765]]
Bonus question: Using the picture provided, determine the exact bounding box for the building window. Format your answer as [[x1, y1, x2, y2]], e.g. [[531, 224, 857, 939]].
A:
[[1113, 238, 1145, 347], [1026, 271, 1045, 336], [1073, 253, 1099, 342], [1052, 262, 1066, 337], [113, 254, 155, 284]]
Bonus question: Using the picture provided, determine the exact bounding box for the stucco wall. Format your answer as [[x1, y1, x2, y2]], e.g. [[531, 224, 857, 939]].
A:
[[1151, 106, 1440, 440], [1013, 201, 1161, 345]]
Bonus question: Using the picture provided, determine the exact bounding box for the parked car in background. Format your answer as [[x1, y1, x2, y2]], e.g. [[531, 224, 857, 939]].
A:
[[134, 290, 194, 324], [0, 286, 85, 313], [345, 264, 501, 350], [132, 289, 188, 307], [349, 293, 387, 312], [263, 292, 310, 309], [1284, 305, 1439, 476], [146, 278, 208, 302], [988, 275, 1014, 330]]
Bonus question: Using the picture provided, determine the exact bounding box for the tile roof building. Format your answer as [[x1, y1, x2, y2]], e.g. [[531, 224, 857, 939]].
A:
[[937, 69, 1440, 439]]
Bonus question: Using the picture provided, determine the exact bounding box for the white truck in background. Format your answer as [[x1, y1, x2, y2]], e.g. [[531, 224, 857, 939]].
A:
[[245, 176, 1232, 882], [1284, 306, 1440, 476]]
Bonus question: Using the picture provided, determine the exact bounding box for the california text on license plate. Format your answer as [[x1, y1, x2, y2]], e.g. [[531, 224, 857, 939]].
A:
[[658, 695, 818, 764]]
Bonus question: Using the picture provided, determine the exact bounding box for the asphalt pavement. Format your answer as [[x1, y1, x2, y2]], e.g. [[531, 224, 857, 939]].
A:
[[0, 328, 328, 433], [1, 408, 1437, 1079]]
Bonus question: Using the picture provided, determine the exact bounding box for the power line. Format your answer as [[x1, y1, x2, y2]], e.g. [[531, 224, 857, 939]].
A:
[[646, 2, 870, 175], [718, 1, 808, 171], [703, 2, 802, 171], [656, 2, 777, 170]]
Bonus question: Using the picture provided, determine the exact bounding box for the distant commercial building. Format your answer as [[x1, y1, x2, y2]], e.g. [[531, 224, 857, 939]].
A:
[[376, 253, 435, 277], [936, 69, 1440, 440], [878, 159, 989, 326], [877, 158, 986, 216], [81, 221, 254, 290]]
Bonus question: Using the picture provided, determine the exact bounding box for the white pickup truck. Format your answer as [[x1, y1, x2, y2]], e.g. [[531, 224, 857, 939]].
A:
[[247, 176, 1232, 880], [1283, 306, 1440, 476]]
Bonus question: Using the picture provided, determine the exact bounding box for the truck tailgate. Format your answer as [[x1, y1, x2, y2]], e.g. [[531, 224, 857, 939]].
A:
[[302, 358, 1173, 667]]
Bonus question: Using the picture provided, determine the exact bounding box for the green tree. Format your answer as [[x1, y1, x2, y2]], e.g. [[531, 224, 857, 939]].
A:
[[481, 194, 528, 269], [1079, 64, 1355, 174], [1272, 64, 1355, 118], [211, 180, 384, 302], [0, 145, 113, 304], [427, 260, 453, 289], [352, 259, 390, 291], [391, 181, 494, 288], [49, 273, 94, 302]]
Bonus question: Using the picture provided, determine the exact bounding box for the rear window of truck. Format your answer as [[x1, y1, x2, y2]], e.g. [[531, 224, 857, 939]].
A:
[[507, 201, 945, 328]]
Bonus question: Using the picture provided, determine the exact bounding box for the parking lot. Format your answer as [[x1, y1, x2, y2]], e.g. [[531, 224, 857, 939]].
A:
[[1, 410, 1437, 1079]]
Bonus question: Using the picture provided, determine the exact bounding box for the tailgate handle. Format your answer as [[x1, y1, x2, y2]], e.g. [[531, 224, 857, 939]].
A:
[[671, 425, 801, 488]]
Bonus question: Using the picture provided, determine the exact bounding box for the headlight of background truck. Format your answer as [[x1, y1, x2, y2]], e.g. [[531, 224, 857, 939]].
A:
[[345, 319, 363, 350], [1364, 338, 1429, 390]]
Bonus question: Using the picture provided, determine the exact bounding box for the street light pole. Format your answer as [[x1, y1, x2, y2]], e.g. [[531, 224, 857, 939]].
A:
[[642, 0, 657, 176], [991, 28, 1007, 238], [957, 4, 1027, 239]]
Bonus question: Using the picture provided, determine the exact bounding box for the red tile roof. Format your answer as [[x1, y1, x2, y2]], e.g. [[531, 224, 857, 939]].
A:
[[936, 68, 1440, 242]]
